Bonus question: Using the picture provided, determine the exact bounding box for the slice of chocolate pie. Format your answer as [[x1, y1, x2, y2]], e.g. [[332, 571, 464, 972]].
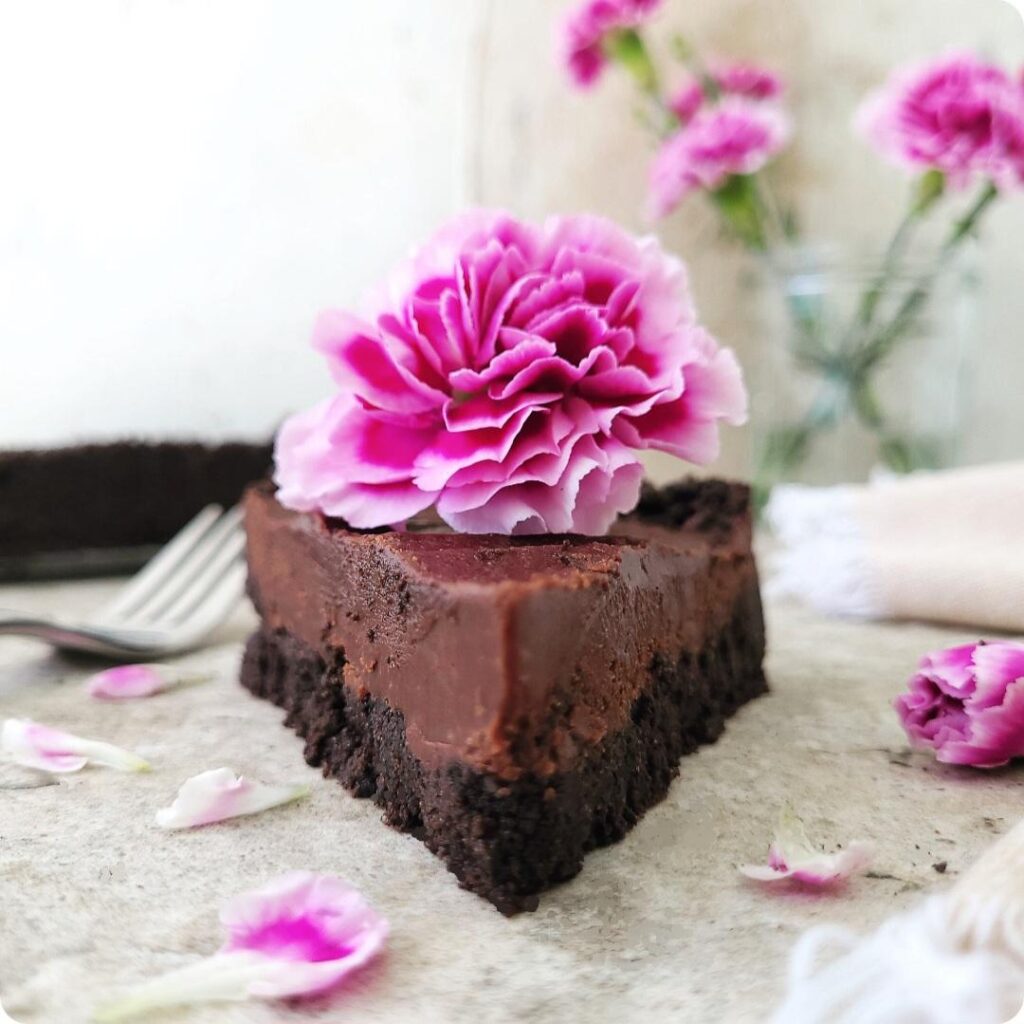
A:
[[241, 478, 765, 913]]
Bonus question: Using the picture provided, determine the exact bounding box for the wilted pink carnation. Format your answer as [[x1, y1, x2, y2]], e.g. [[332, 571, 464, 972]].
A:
[[560, 0, 662, 88], [275, 210, 746, 535], [857, 52, 1024, 190], [649, 99, 791, 218], [895, 641, 1024, 768], [709, 61, 784, 101]]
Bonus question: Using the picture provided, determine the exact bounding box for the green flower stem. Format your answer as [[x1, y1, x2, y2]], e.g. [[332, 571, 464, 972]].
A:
[[855, 179, 998, 374], [839, 170, 945, 357], [606, 28, 678, 137], [711, 175, 769, 251], [605, 28, 660, 97], [752, 175, 794, 247]]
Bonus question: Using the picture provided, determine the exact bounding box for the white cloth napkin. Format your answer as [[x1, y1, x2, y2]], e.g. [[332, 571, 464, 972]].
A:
[[766, 461, 1024, 632]]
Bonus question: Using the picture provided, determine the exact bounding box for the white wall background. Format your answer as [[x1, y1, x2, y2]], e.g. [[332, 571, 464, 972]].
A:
[[1, 0, 1021, 477]]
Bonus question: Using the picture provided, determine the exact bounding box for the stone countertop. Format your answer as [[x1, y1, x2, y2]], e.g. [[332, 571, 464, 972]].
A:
[[0, 578, 1019, 1024]]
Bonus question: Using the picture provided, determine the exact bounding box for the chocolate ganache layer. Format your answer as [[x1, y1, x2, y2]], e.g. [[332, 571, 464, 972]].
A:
[[243, 479, 762, 780]]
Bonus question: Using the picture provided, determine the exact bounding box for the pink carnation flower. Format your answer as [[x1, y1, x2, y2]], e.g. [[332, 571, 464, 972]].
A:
[[709, 61, 784, 101], [668, 77, 705, 124], [274, 211, 746, 535], [94, 872, 387, 1020], [560, 0, 662, 88], [649, 99, 791, 218], [895, 641, 1024, 767], [857, 52, 1024, 190]]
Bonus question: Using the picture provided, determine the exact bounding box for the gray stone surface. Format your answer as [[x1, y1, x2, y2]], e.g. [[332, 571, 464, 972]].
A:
[[1, 578, 1020, 1024]]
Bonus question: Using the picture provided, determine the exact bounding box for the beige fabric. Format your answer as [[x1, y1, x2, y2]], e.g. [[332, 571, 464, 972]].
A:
[[858, 462, 1024, 633]]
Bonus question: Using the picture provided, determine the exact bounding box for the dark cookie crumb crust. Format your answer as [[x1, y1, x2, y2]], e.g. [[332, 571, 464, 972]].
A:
[[240, 585, 766, 915]]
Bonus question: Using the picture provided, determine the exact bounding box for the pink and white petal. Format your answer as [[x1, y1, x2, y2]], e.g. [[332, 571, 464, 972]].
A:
[[937, 677, 1024, 768], [740, 807, 873, 886], [330, 331, 447, 416], [1, 719, 150, 774], [488, 355, 590, 402], [684, 342, 749, 425], [970, 642, 1024, 708], [785, 844, 875, 885], [274, 396, 362, 511], [87, 664, 212, 701], [447, 336, 557, 393], [440, 434, 633, 535], [96, 874, 388, 1020], [413, 408, 537, 491], [569, 451, 644, 535], [439, 486, 551, 535], [312, 310, 378, 384], [155, 768, 310, 830], [317, 479, 439, 529], [442, 391, 555, 433], [506, 270, 585, 330], [617, 398, 724, 463], [327, 405, 437, 485], [915, 642, 978, 697]]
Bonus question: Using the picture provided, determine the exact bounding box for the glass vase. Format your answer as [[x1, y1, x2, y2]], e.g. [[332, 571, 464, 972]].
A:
[[750, 244, 979, 498]]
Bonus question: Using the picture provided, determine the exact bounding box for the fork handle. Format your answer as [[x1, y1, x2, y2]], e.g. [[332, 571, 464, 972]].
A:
[[0, 609, 166, 658], [0, 611, 53, 635], [0, 611, 108, 653]]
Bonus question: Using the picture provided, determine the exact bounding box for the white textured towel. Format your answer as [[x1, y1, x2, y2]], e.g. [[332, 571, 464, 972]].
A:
[[766, 462, 1024, 632]]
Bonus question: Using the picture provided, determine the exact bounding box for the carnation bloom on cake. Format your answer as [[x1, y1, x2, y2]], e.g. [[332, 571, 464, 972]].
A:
[[274, 211, 746, 535], [94, 872, 387, 1021], [895, 641, 1024, 768], [857, 52, 1024, 190], [740, 805, 873, 887], [560, 0, 662, 88], [649, 99, 791, 218]]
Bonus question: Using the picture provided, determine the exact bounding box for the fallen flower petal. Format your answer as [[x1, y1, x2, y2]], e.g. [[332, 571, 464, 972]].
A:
[[895, 640, 1024, 768], [1, 719, 150, 774], [86, 663, 212, 700], [772, 816, 1024, 1023], [740, 805, 873, 886], [156, 768, 310, 829], [93, 872, 388, 1021]]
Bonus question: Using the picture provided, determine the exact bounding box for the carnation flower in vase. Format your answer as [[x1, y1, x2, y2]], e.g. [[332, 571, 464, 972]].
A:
[[857, 52, 1024, 191], [560, 0, 663, 89]]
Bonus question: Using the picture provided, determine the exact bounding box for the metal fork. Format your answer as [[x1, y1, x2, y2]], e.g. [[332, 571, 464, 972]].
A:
[[0, 506, 246, 659]]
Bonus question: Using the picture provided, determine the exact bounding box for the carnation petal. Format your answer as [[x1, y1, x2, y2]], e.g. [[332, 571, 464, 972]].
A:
[[87, 664, 212, 701], [94, 873, 388, 1021], [318, 479, 439, 529], [1, 719, 150, 774], [155, 768, 310, 829], [740, 806, 873, 887]]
